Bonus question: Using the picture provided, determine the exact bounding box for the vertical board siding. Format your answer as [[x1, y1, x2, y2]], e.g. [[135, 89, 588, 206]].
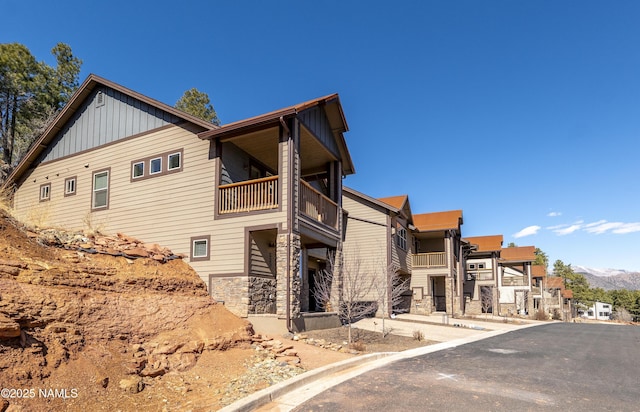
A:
[[40, 87, 179, 163], [299, 107, 339, 158]]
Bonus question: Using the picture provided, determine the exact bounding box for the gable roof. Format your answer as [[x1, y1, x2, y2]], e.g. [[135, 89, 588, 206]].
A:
[[413, 210, 463, 232], [4, 74, 217, 188], [378, 195, 407, 210], [531, 265, 547, 278], [465, 235, 504, 252], [500, 246, 536, 262], [343, 186, 401, 214], [546, 277, 565, 289], [198, 93, 355, 175]]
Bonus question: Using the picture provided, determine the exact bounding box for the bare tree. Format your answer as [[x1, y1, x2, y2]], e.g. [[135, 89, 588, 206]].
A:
[[480, 286, 493, 318], [373, 264, 410, 337], [312, 251, 376, 344]]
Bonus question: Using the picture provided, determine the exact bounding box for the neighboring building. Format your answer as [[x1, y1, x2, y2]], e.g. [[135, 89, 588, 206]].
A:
[[545, 276, 574, 321], [4, 74, 355, 331], [581, 301, 612, 320], [463, 235, 504, 315], [341, 187, 414, 315], [531, 264, 547, 313], [410, 210, 464, 316], [497, 246, 535, 316]]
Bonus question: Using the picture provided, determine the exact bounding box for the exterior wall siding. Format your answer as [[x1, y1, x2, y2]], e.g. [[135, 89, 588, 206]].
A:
[[40, 87, 178, 163], [13, 123, 289, 289], [298, 107, 339, 158], [342, 193, 390, 303]]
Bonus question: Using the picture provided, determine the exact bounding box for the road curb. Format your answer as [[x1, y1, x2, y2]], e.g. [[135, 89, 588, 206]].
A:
[[218, 352, 395, 412], [221, 322, 543, 411]]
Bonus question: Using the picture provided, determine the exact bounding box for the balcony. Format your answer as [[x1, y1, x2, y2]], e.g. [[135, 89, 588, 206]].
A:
[[218, 176, 279, 214], [299, 180, 338, 229], [412, 252, 447, 268], [217, 177, 339, 230]]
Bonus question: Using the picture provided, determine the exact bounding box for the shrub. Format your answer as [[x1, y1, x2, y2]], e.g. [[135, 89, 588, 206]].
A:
[[412, 330, 425, 341], [349, 340, 366, 352], [534, 308, 548, 320]]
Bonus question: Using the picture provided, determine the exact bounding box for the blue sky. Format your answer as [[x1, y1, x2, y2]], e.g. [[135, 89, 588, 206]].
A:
[[3, 0, 640, 271]]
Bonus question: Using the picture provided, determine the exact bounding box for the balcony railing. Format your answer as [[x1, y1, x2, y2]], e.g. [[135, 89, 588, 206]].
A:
[[218, 176, 278, 214], [412, 252, 447, 268], [299, 180, 338, 229]]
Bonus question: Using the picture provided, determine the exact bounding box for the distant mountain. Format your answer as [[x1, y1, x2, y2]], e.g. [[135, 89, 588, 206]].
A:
[[572, 265, 632, 277], [573, 266, 640, 291]]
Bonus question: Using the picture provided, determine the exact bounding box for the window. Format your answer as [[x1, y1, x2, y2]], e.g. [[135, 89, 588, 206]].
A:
[[92, 169, 110, 210], [190, 235, 211, 262], [478, 263, 485, 269], [603, 304, 610, 309], [132, 162, 144, 179], [39, 183, 51, 202], [168, 152, 181, 171], [396, 227, 407, 250], [150, 157, 162, 174], [468, 263, 476, 270], [64, 177, 77, 197]]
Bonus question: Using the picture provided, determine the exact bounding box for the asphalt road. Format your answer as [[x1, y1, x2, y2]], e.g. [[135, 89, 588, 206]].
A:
[[292, 323, 640, 412]]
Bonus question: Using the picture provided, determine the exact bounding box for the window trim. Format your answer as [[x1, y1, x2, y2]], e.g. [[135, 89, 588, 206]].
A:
[[168, 151, 181, 171], [64, 176, 77, 197], [91, 168, 111, 211], [39, 183, 51, 202], [132, 161, 145, 179], [149, 157, 162, 175], [190, 235, 211, 262], [130, 148, 183, 182], [396, 227, 407, 251]]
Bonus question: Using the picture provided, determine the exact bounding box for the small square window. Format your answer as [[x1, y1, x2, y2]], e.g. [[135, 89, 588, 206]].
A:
[[468, 263, 476, 270], [132, 162, 144, 178], [168, 152, 181, 171], [150, 157, 162, 174], [64, 177, 77, 196], [39, 183, 51, 202], [190, 235, 211, 262], [478, 263, 485, 269]]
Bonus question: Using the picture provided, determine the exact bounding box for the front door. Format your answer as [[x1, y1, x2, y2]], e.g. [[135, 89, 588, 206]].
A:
[[432, 276, 446, 312]]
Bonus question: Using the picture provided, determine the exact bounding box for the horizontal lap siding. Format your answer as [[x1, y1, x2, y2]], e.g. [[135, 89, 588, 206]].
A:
[[342, 194, 389, 301], [14, 125, 216, 283]]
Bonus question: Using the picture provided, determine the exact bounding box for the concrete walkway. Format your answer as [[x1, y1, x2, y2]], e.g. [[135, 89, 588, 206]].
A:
[[223, 314, 546, 412]]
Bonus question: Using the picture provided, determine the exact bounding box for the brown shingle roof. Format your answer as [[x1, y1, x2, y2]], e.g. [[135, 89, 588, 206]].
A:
[[378, 195, 408, 210], [562, 290, 573, 299], [546, 277, 565, 289], [413, 210, 463, 232], [465, 235, 503, 252], [500, 246, 536, 262], [531, 265, 547, 278]]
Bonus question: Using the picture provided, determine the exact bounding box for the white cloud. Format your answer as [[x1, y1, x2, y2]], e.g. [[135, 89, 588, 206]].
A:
[[553, 224, 582, 236], [546, 224, 567, 230], [547, 211, 562, 217], [612, 223, 640, 234], [513, 225, 541, 238], [584, 221, 623, 234]]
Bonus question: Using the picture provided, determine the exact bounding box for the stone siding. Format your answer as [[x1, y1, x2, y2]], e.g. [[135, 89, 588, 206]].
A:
[[210, 276, 249, 317], [249, 276, 277, 314]]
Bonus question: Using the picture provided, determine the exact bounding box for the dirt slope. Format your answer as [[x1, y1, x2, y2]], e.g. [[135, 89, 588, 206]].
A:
[[0, 211, 255, 411]]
